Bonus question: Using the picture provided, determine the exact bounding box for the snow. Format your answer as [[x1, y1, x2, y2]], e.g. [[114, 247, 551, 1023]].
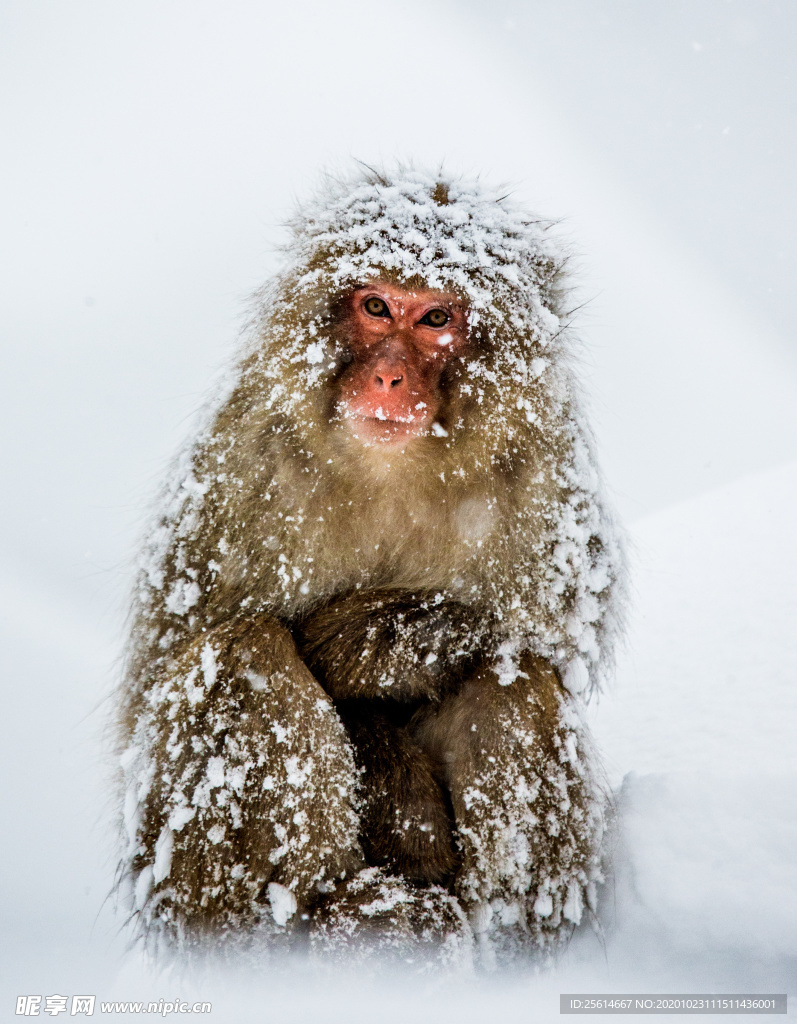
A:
[[152, 827, 174, 883], [591, 463, 797, 782], [581, 462, 797, 990], [268, 883, 298, 927]]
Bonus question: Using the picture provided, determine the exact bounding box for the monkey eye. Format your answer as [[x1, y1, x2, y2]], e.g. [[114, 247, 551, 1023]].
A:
[[363, 296, 391, 318], [419, 308, 450, 328]]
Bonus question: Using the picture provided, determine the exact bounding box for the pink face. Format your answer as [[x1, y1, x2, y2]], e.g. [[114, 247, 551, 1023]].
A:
[[336, 281, 469, 444]]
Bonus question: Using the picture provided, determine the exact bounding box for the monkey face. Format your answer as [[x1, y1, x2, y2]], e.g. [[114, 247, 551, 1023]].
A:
[[334, 281, 469, 445]]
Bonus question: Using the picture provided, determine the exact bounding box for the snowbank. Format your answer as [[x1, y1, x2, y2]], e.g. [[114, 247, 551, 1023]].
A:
[[581, 460, 797, 997]]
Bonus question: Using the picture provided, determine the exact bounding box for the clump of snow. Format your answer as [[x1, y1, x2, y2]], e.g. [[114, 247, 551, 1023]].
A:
[[493, 638, 528, 686], [268, 883, 297, 927]]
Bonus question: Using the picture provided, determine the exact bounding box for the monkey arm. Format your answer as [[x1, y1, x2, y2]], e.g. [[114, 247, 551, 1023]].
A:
[[294, 589, 496, 703], [118, 611, 362, 942], [410, 652, 606, 946]]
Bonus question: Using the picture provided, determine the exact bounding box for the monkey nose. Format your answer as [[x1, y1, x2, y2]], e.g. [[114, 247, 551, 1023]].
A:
[[375, 372, 404, 390]]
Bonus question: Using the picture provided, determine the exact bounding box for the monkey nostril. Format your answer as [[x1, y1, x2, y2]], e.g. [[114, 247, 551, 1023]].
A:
[[375, 373, 403, 389]]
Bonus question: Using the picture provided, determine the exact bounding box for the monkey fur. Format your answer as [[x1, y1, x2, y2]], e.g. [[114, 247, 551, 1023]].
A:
[[116, 168, 625, 968]]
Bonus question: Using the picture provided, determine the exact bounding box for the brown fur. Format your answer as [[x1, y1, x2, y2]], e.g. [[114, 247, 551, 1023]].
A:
[[336, 704, 460, 885], [117, 172, 621, 960]]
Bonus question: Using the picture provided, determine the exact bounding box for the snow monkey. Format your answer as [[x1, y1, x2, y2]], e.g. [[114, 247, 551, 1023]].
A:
[[116, 168, 625, 968]]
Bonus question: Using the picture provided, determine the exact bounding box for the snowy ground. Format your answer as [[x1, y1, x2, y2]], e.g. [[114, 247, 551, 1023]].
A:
[[2, 460, 795, 1021], [585, 461, 797, 995]]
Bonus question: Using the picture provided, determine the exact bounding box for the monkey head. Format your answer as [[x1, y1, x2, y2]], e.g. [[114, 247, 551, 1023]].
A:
[[244, 168, 568, 471], [335, 281, 469, 444]]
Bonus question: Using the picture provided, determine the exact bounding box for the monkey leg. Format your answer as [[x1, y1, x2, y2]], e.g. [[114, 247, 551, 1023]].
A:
[[119, 613, 362, 950], [309, 867, 473, 972], [336, 702, 461, 886], [410, 653, 606, 957], [295, 589, 495, 702]]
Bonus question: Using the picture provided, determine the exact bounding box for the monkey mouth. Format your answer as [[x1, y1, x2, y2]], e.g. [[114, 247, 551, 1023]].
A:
[[343, 409, 433, 443], [368, 405, 417, 424]]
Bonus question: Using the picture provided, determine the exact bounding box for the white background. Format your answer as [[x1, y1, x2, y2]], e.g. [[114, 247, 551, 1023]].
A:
[[1, 1, 795, 1019]]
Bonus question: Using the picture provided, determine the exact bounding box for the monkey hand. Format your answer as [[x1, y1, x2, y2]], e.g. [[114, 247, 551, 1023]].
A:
[[295, 588, 496, 703]]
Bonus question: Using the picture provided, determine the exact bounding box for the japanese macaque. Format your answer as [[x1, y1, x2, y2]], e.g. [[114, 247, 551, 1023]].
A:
[[116, 168, 625, 968]]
